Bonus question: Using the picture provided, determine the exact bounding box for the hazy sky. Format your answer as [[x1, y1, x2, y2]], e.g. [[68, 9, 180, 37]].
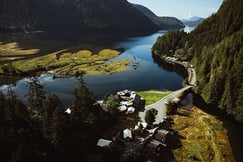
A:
[[127, 0, 223, 19]]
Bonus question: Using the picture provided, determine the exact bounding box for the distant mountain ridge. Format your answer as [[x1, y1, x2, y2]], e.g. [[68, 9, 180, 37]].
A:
[[132, 4, 185, 30], [181, 16, 204, 26], [0, 0, 159, 34]]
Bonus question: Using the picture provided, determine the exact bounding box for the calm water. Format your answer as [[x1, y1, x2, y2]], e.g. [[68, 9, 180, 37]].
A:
[[0, 31, 186, 106], [183, 26, 195, 33]]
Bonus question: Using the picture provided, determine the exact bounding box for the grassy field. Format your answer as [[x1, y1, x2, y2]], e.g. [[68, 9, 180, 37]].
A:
[[137, 90, 171, 105], [0, 43, 131, 76], [171, 106, 235, 162]]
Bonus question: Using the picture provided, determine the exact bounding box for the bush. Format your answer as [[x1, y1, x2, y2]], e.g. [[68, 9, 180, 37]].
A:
[[103, 93, 120, 115], [166, 100, 178, 115], [145, 108, 158, 126]]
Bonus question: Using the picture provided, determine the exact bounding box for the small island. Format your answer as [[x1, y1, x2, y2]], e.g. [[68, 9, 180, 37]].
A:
[[0, 42, 131, 76]]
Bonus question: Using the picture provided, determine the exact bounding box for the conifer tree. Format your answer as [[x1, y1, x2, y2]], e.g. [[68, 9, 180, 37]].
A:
[[4, 86, 18, 126], [50, 105, 70, 149], [70, 77, 96, 124], [25, 77, 46, 111], [0, 92, 5, 126], [41, 93, 62, 142]]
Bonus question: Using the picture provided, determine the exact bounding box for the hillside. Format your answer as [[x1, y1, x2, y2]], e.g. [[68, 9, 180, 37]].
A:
[[133, 4, 185, 30], [172, 106, 234, 162], [152, 0, 243, 121], [0, 0, 159, 34]]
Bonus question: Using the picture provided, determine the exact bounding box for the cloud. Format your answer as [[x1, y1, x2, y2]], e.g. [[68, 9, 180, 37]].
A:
[[0, 84, 17, 94], [42, 75, 55, 82], [188, 10, 192, 18], [0, 84, 9, 91]]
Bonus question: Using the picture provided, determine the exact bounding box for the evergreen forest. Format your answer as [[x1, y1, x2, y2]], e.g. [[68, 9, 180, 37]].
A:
[[152, 0, 243, 121], [0, 76, 122, 162]]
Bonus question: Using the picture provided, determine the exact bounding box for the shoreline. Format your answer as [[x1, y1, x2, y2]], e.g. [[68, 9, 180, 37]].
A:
[[160, 56, 196, 86], [139, 55, 196, 124], [152, 55, 235, 161]]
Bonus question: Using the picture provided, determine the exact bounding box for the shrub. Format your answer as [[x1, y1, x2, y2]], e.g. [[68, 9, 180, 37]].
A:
[[145, 108, 158, 126], [166, 100, 178, 115]]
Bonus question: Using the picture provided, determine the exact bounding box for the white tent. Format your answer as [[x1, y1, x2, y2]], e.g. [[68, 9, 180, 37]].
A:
[[118, 105, 127, 112], [173, 98, 180, 104], [127, 106, 135, 113], [123, 128, 132, 139], [138, 122, 148, 129], [120, 101, 128, 105], [97, 139, 112, 147], [65, 108, 71, 114]]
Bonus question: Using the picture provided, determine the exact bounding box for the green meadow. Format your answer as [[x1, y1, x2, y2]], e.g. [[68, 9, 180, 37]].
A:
[[137, 90, 171, 105]]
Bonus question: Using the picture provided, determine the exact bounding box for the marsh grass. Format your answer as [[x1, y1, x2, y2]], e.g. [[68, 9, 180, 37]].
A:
[[171, 107, 235, 162], [1, 47, 131, 76], [0, 57, 24, 62], [0, 42, 39, 56]]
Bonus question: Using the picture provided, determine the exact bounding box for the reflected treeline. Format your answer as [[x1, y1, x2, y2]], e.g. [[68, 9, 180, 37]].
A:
[[152, 54, 188, 78], [0, 31, 126, 60], [0, 75, 23, 86], [0, 31, 125, 51]]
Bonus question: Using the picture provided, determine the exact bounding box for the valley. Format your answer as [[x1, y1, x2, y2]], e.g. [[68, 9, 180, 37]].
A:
[[0, 0, 242, 161]]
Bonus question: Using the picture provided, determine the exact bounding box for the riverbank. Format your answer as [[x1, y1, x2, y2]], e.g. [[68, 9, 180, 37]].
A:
[[160, 56, 196, 85], [138, 55, 195, 124]]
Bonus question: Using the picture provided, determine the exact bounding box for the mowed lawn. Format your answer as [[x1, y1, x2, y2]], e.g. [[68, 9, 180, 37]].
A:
[[137, 90, 171, 106]]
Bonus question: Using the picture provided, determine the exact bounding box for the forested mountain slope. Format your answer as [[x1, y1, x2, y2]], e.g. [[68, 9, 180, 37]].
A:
[[0, 0, 159, 34], [133, 4, 185, 30], [152, 0, 243, 121]]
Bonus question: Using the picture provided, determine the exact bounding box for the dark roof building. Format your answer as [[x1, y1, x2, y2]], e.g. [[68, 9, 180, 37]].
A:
[[153, 128, 173, 146], [133, 94, 145, 110], [145, 139, 163, 153]]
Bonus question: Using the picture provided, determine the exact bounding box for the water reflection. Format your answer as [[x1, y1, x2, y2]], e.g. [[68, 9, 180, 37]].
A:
[[152, 55, 188, 78], [183, 26, 195, 33], [0, 31, 186, 105]]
